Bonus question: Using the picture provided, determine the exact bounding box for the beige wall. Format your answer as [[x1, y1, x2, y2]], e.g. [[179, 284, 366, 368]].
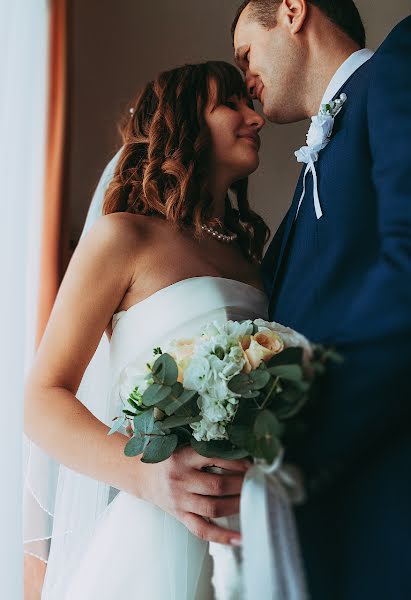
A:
[[68, 0, 411, 245]]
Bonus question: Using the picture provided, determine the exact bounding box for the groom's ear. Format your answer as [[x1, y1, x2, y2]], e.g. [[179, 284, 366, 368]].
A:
[[278, 0, 308, 34]]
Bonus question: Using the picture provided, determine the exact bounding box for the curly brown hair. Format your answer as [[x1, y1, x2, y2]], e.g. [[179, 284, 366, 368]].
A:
[[103, 61, 270, 262]]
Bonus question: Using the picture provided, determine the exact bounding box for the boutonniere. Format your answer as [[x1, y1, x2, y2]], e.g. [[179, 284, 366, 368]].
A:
[[294, 93, 347, 220]]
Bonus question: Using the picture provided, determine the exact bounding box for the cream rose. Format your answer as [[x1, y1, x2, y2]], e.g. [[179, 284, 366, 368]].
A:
[[169, 338, 195, 383], [242, 331, 284, 371]]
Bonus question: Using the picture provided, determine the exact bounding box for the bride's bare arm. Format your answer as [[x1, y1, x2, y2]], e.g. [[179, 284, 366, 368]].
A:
[[24, 213, 142, 496], [24, 213, 249, 545]]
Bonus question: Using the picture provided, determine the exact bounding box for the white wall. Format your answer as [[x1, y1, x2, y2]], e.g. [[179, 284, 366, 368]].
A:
[[68, 0, 410, 243]]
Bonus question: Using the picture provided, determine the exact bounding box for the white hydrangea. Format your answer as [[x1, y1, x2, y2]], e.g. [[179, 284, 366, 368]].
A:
[[183, 356, 211, 394], [184, 320, 255, 441], [191, 414, 228, 442]]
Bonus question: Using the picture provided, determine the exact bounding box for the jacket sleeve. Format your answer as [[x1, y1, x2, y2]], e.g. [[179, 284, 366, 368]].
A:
[[292, 17, 411, 494]]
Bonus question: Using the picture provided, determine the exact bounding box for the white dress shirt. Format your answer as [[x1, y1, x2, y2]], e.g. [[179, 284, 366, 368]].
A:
[[295, 48, 375, 220], [320, 48, 375, 108]]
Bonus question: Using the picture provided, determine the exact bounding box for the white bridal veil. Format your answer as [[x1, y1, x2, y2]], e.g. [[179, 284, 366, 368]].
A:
[[23, 147, 124, 588]]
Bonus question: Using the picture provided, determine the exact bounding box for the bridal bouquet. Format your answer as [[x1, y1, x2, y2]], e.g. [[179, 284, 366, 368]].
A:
[[109, 319, 335, 600]]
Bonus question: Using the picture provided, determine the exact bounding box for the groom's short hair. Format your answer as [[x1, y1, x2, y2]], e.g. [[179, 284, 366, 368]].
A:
[[232, 0, 366, 49]]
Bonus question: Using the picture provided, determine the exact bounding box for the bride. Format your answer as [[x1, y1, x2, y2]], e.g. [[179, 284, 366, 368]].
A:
[[24, 60, 270, 599]]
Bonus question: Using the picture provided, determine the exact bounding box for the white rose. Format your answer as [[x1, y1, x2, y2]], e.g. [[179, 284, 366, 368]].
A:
[[306, 115, 334, 150]]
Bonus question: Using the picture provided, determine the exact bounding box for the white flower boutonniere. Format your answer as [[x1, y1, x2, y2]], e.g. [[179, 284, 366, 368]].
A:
[[294, 93, 347, 219]]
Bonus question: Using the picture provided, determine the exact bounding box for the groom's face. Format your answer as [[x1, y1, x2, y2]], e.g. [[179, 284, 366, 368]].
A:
[[233, 4, 306, 123]]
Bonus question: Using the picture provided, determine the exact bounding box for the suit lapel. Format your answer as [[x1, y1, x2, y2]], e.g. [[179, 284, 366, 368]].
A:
[[266, 63, 371, 316]]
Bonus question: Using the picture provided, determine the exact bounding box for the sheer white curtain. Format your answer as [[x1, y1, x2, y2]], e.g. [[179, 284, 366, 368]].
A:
[[0, 0, 49, 597]]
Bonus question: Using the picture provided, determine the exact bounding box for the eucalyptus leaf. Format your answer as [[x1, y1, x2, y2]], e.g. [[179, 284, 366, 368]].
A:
[[191, 439, 249, 460], [228, 369, 271, 395], [250, 369, 271, 389], [266, 347, 304, 367], [122, 409, 138, 417], [133, 409, 155, 435], [141, 434, 178, 463], [152, 353, 178, 386], [165, 389, 198, 416], [127, 397, 141, 411], [142, 383, 173, 407], [124, 434, 148, 457], [230, 402, 259, 427], [152, 421, 166, 435], [108, 416, 126, 436], [172, 382, 184, 397], [275, 397, 307, 419], [174, 396, 200, 418], [160, 414, 201, 429], [227, 424, 252, 449], [253, 410, 284, 462], [268, 365, 304, 382], [254, 410, 284, 438], [173, 426, 193, 444]]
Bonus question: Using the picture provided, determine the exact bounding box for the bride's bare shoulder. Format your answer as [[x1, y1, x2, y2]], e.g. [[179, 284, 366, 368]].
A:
[[82, 212, 156, 255]]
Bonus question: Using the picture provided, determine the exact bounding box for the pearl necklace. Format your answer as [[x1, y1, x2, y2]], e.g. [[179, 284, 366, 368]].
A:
[[201, 224, 238, 244]]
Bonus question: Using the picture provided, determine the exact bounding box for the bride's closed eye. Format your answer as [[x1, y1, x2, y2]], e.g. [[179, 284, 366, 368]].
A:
[[224, 98, 238, 110]]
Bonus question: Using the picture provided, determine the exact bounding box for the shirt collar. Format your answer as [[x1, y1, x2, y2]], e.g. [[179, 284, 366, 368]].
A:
[[320, 48, 375, 108]]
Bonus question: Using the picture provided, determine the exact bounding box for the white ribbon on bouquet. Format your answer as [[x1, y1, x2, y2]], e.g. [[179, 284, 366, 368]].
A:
[[241, 450, 309, 600], [208, 452, 308, 600]]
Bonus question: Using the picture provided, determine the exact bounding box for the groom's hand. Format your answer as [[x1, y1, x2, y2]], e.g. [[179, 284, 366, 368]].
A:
[[137, 446, 251, 546]]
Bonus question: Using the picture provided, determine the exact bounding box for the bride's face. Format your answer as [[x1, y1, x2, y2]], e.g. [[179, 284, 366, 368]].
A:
[[204, 81, 265, 184]]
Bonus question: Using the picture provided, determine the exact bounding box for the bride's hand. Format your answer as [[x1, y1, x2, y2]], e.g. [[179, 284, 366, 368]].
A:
[[136, 446, 251, 546]]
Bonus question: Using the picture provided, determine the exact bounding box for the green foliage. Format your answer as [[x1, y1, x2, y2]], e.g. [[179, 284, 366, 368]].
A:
[[151, 353, 178, 386], [164, 389, 198, 416], [128, 385, 143, 407], [266, 347, 304, 367], [252, 410, 283, 462], [133, 410, 155, 436], [141, 434, 178, 463], [118, 335, 336, 466], [191, 439, 249, 460], [159, 414, 201, 429], [124, 434, 148, 457], [228, 368, 271, 395], [122, 409, 139, 417], [142, 383, 173, 407], [108, 415, 126, 436], [268, 364, 304, 382]]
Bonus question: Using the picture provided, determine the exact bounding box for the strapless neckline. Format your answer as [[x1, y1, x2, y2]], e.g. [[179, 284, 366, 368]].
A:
[[112, 276, 266, 321]]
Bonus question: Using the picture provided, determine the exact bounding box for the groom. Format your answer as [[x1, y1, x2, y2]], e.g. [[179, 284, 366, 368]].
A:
[[232, 1, 411, 598]]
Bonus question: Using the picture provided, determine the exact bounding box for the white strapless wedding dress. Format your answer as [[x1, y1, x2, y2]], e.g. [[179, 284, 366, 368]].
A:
[[42, 276, 268, 600]]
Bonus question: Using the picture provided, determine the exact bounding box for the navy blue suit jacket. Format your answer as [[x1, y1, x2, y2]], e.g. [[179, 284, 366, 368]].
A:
[[262, 17, 411, 600]]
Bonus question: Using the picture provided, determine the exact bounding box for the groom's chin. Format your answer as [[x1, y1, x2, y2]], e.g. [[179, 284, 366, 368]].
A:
[[262, 102, 307, 125]]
